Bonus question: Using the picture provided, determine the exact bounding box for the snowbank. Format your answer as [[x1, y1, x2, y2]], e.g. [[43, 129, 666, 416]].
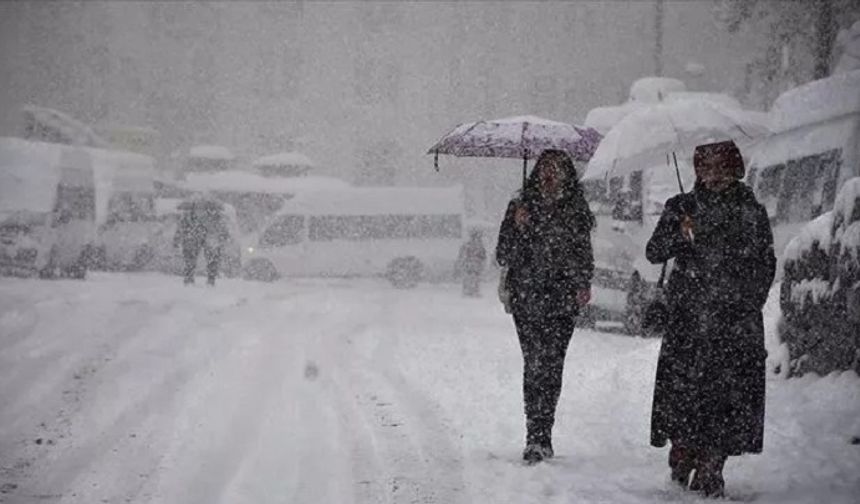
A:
[[769, 70, 860, 133]]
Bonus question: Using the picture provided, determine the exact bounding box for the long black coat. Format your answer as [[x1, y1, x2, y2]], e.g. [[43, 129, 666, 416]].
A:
[[496, 190, 594, 317], [646, 182, 775, 455]]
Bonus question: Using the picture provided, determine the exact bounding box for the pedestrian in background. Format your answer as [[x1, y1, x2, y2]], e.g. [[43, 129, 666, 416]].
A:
[[173, 198, 229, 286], [457, 228, 487, 297]]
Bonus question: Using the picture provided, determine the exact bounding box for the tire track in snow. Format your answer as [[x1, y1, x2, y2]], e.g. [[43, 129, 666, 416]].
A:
[[7, 301, 208, 503], [316, 290, 468, 504]]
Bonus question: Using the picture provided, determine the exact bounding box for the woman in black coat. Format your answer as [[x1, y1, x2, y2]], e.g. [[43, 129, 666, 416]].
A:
[[496, 149, 595, 464], [646, 140, 776, 497]]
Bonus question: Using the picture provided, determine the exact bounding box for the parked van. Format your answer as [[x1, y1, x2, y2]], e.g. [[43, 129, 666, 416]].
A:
[[242, 186, 465, 286], [581, 161, 696, 333], [0, 137, 96, 278], [90, 148, 160, 271], [747, 70, 860, 264]]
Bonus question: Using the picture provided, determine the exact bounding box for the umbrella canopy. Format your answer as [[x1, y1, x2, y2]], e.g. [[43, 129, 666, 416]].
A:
[[428, 115, 602, 163], [583, 100, 769, 182]]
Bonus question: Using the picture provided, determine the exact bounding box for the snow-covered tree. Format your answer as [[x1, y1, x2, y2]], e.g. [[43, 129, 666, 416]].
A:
[[715, 0, 860, 107]]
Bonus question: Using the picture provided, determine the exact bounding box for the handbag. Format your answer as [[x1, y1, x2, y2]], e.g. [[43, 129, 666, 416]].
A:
[[641, 262, 669, 336], [497, 266, 512, 314]]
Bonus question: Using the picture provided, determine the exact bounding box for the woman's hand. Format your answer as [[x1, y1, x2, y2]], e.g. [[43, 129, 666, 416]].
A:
[[680, 215, 695, 242], [514, 205, 529, 229], [575, 288, 591, 306]]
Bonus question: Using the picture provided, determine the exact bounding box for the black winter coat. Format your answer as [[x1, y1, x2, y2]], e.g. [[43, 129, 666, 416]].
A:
[[496, 191, 594, 317], [646, 181, 776, 455]]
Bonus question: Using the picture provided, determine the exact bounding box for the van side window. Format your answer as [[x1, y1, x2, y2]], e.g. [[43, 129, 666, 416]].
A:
[[107, 193, 156, 223], [757, 164, 784, 219], [54, 184, 96, 222], [773, 149, 842, 224], [260, 215, 304, 247], [309, 215, 462, 241]]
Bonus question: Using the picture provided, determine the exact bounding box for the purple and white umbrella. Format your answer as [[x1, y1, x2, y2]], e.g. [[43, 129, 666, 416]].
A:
[[428, 115, 602, 185]]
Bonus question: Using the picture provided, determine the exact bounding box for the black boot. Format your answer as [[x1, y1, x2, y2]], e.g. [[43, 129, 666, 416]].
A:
[[523, 419, 553, 464], [668, 443, 697, 487], [690, 451, 726, 498]]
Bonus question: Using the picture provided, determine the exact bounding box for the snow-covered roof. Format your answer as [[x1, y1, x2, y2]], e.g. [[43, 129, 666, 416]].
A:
[[189, 145, 235, 160], [252, 152, 315, 168], [628, 77, 687, 103], [277, 186, 464, 217], [21, 105, 110, 149], [747, 114, 855, 170], [584, 102, 645, 134], [769, 70, 860, 133], [664, 92, 742, 110], [183, 171, 349, 194], [782, 211, 834, 264]]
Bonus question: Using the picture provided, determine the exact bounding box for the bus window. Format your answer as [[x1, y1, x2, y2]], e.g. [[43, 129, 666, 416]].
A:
[[757, 164, 784, 219], [774, 149, 843, 224], [308, 214, 462, 242], [54, 184, 96, 223], [260, 215, 304, 247], [107, 192, 156, 223]]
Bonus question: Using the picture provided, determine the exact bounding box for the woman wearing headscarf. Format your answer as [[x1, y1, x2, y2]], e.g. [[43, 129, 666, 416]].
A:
[[646, 140, 776, 497], [496, 149, 595, 464]]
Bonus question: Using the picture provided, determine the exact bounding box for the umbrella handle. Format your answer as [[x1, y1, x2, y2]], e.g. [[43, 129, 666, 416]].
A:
[[522, 150, 528, 189], [434, 151, 439, 172], [672, 152, 685, 193]]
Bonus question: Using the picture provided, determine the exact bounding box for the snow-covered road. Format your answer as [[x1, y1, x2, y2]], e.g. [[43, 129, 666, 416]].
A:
[[0, 274, 858, 504]]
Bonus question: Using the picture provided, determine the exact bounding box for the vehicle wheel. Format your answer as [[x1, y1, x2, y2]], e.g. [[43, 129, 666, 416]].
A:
[[243, 258, 279, 282], [386, 256, 423, 289], [66, 260, 87, 280]]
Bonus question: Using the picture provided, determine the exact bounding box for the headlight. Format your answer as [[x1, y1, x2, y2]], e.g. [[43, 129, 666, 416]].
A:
[[247, 246, 255, 254]]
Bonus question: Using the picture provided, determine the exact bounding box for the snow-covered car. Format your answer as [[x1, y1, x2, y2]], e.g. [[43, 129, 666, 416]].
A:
[[779, 177, 860, 376], [242, 185, 465, 286], [0, 138, 97, 279], [747, 69, 860, 263], [581, 160, 695, 334], [147, 198, 242, 278]]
